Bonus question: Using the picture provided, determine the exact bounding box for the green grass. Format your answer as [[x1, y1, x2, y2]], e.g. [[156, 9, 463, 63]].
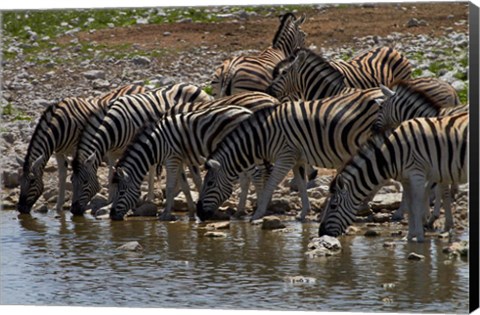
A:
[[202, 85, 213, 96], [2, 103, 32, 121], [458, 83, 468, 105]]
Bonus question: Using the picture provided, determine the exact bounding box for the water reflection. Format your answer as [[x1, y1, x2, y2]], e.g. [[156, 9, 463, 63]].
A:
[[0, 210, 469, 312]]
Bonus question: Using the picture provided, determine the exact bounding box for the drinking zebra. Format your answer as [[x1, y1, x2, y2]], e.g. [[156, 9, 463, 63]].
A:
[[110, 105, 255, 221], [197, 88, 384, 222], [16, 84, 146, 214], [70, 83, 213, 215], [70, 88, 279, 216], [211, 13, 306, 97], [319, 113, 468, 242]]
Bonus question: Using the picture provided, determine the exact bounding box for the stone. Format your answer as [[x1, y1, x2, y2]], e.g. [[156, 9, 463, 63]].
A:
[[131, 56, 151, 66], [370, 193, 402, 211], [261, 216, 286, 230], [92, 79, 110, 89], [117, 241, 143, 251], [443, 241, 468, 257], [267, 199, 293, 214], [451, 80, 466, 91], [2, 132, 15, 144], [204, 231, 227, 238], [34, 205, 49, 213], [83, 70, 106, 80], [407, 252, 425, 260], [163, 32, 172, 36], [206, 221, 230, 230], [345, 225, 361, 235], [373, 213, 391, 223], [306, 235, 342, 258], [364, 230, 380, 237], [383, 241, 396, 248], [132, 202, 158, 217], [2, 169, 20, 188]]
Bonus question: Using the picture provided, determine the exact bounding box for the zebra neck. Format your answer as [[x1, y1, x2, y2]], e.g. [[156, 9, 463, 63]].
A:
[[396, 89, 440, 120], [24, 114, 56, 173]]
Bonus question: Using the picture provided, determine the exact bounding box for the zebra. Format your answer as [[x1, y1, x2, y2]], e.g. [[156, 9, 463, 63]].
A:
[[70, 83, 213, 215], [197, 88, 385, 222], [211, 13, 306, 97], [16, 84, 146, 214], [372, 80, 467, 229], [267, 46, 412, 103], [70, 88, 279, 216], [109, 105, 255, 221], [319, 113, 468, 242]]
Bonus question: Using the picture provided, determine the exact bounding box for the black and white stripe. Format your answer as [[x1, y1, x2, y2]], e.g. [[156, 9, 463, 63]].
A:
[[16, 84, 145, 214], [109, 105, 254, 220], [197, 88, 384, 222], [211, 13, 306, 97], [319, 113, 468, 242]]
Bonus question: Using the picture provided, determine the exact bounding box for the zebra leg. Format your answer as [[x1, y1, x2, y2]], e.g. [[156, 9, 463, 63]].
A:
[[235, 173, 250, 218], [146, 164, 156, 202], [293, 164, 310, 222], [406, 177, 428, 242], [179, 170, 196, 220], [188, 164, 203, 192], [159, 161, 182, 221], [443, 184, 454, 232], [106, 154, 116, 200], [55, 154, 68, 212], [392, 187, 408, 221], [426, 183, 442, 230], [251, 155, 296, 221]]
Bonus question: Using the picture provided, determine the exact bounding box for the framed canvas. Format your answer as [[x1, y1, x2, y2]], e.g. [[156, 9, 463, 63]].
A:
[[0, 1, 478, 315]]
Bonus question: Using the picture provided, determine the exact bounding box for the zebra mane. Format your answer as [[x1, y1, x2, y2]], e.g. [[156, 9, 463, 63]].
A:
[[272, 13, 296, 48], [389, 79, 443, 111], [22, 100, 60, 172]]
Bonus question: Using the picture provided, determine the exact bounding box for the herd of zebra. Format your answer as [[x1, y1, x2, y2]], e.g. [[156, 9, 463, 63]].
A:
[[16, 13, 468, 242]]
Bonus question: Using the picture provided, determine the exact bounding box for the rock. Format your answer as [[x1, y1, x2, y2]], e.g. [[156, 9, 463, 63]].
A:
[[163, 32, 172, 36], [34, 205, 49, 213], [131, 56, 151, 66], [132, 202, 158, 216], [204, 231, 227, 238], [33, 98, 52, 108], [383, 241, 396, 248], [406, 18, 427, 27], [92, 79, 110, 89], [2, 132, 15, 144], [364, 230, 380, 237], [373, 213, 391, 223], [306, 235, 342, 258], [83, 70, 106, 80], [370, 193, 402, 211], [2, 169, 20, 188], [206, 221, 230, 230], [345, 225, 361, 235], [451, 80, 466, 91], [284, 276, 316, 284], [407, 252, 425, 260], [251, 219, 263, 226], [382, 282, 396, 289], [267, 199, 292, 214], [261, 216, 286, 230], [443, 241, 468, 257], [117, 241, 143, 251]]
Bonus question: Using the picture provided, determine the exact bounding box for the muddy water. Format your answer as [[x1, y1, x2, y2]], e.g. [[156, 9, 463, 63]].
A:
[[0, 210, 469, 313]]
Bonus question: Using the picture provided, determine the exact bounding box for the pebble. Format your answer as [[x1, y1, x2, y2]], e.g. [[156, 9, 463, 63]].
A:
[[407, 252, 425, 261], [305, 235, 342, 258], [92, 79, 111, 89], [383, 241, 396, 248], [131, 56, 151, 66], [82, 70, 106, 80], [284, 276, 316, 284], [117, 241, 143, 251], [443, 241, 468, 257], [204, 231, 227, 238], [206, 221, 230, 230], [364, 230, 380, 237], [261, 216, 286, 230]]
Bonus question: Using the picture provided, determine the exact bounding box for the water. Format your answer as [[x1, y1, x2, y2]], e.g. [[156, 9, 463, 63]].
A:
[[0, 210, 469, 313]]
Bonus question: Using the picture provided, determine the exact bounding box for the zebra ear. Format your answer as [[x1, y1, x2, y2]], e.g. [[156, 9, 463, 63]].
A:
[[295, 13, 306, 26], [380, 84, 395, 98], [206, 159, 221, 170], [85, 152, 96, 166], [32, 154, 44, 170], [116, 167, 129, 181], [16, 155, 25, 167], [336, 174, 348, 193], [374, 98, 384, 107]]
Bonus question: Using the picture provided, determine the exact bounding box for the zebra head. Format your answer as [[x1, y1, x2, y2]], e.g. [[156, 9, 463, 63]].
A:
[[17, 154, 45, 214], [196, 159, 234, 221], [372, 85, 397, 133], [109, 166, 140, 220], [267, 51, 306, 102], [318, 174, 357, 237], [70, 153, 101, 216]]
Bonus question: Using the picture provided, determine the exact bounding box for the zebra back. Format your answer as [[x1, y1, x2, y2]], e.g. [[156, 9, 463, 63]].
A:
[[319, 112, 468, 237], [373, 79, 467, 133], [95, 84, 147, 107], [392, 77, 461, 107], [348, 46, 413, 86]]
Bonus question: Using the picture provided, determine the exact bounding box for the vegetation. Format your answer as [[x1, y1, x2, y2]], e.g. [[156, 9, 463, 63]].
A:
[[1, 103, 32, 121]]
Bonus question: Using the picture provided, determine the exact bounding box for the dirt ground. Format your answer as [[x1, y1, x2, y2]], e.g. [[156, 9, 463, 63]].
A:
[[64, 2, 469, 56]]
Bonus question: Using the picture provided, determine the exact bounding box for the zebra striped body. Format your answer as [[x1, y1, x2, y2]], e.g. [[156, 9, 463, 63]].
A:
[[319, 113, 468, 242], [211, 13, 305, 97], [70, 88, 278, 215], [267, 46, 412, 102], [110, 105, 254, 220], [16, 84, 145, 214], [197, 88, 384, 221], [70, 83, 213, 215], [373, 80, 466, 133]]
